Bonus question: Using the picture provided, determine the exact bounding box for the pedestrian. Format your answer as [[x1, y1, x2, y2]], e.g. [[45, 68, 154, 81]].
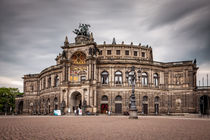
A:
[[74, 109, 77, 116], [77, 108, 79, 115]]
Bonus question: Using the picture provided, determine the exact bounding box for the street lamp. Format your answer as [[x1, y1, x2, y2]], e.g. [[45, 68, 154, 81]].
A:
[[128, 66, 138, 119], [137, 69, 141, 79]]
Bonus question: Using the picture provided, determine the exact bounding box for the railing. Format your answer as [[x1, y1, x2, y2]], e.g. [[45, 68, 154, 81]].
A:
[[197, 86, 210, 90]]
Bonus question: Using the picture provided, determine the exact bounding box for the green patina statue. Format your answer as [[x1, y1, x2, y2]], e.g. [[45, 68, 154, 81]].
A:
[[73, 23, 91, 37]]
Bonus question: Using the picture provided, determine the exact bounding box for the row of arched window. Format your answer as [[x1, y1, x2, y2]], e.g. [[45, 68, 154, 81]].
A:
[[41, 75, 59, 89], [101, 71, 159, 86], [101, 95, 160, 102]]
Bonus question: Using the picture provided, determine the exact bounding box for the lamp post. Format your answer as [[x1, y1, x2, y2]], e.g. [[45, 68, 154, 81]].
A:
[[127, 66, 138, 119]]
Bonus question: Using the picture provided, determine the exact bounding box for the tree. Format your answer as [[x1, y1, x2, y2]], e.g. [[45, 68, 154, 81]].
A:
[[0, 87, 23, 114]]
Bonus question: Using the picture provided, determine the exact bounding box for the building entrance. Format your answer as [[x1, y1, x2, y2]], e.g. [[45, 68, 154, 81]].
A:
[[101, 104, 108, 114], [143, 104, 148, 114], [200, 95, 209, 115], [70, 92, 82, 111], [154, 104, 159, 114], [115, 103, 122, 114]]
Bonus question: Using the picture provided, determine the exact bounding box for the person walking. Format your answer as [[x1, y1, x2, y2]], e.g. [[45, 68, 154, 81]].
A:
[[74, 109, 77, 116]]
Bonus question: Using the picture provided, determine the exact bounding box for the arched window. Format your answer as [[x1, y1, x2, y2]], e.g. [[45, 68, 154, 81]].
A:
[[101, 71, 109, 84], [101, 95, 108, 101], [48, 77, 51, 88], [43, 78, 46, 89], [115, 95, 122, 101], [115, 71, 122, 84], [71, 51, 86, 64], [142, 72, 148, 86], [155, 96, 160, 102], [153, 73, 159, 86], [54, 75, 59, 87], [143, 96, 148, 101]]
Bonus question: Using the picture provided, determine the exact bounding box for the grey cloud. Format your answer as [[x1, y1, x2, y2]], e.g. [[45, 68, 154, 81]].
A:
[[147, 0, 210, 29], [0, 0, 210, 91]]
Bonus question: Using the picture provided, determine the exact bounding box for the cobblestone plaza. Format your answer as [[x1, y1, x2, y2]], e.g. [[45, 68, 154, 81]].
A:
[[0, 116, 210, 140]]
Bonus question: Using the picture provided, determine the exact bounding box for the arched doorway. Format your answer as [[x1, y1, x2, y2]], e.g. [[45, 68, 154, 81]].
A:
[[115, 95, 122, 114], [154, 96, 160, 115], [18, 101, 23, 114], [200, 95, 209, 115], [54, 97, 58, 110], [101, 95, 108, 114], [142, 96, 148, 115], [70, 92, 82, 111]]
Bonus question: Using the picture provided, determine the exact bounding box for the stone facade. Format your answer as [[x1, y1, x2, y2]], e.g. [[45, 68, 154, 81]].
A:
[[15, 30, 210, 115]]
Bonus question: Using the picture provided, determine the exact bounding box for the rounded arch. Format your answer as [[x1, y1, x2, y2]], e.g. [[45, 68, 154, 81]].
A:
[[153, 73, 158, 77], [154, 96, 160, 115], [115, 95, 122, 101], [115, 71, 122, 84], [101, 95, 109, 114], [101, 95, 108, 101], [71, 51, 86, 64], [54, 97, 58, 110], [142, 72, 148, 76], [70, 51, 87, 82], [70, 91, 82, 111], [101, 71, 109, 84], [142, 95, 148, 115], [143, 96, 148, 102], [115, 95, 122, 114], [142, 72, 148, 86], [153, 73, 159, 86], [154, 96, 160, 103]]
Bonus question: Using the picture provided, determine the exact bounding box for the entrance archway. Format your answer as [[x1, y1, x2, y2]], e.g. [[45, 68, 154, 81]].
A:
[[200, 95, 209, 115], [143, 96, 148, 115], [101, 95, 108, 114], [54, 97, 58, 110], [70, 92, 82, 111], [18, 101, 23, 114], [115, 95, 122, 114], [154, 96, 160, 115]]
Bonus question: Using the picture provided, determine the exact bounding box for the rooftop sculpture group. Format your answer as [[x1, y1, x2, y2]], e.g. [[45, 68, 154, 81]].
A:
[[73, 23, 91, 37]]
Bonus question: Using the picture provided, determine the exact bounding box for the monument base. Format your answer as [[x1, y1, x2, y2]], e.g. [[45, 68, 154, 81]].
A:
[[129, 109, 138, 119]]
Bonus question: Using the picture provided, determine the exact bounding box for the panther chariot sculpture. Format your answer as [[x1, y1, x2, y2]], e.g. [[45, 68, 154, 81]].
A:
[[73, 23, 91, 37]]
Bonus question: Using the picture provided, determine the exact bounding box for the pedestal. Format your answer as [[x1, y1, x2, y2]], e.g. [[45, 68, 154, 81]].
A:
[[129, 109, 138, 119]]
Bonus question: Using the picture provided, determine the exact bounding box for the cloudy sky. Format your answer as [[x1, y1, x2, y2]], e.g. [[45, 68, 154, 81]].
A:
[[0, 0, 210, 92]]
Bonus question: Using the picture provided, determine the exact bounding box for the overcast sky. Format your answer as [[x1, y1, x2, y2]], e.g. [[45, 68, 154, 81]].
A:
[[0, 0, 210, 92]]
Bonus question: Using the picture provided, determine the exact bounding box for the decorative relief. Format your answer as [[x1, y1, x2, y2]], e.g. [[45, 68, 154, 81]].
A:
[[174, 73, 183, 85], [70, 51, 87, 82], [71, 51, 86, 64]]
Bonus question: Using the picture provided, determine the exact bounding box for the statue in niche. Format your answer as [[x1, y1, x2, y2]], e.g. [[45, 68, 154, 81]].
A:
[[62, 50, 67, 59], [89, 45, 100, 56]]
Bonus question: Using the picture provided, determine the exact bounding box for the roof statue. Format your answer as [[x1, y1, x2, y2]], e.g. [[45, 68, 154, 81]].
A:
[[112, 37, 116, 45], [73, 23, 91, 37]]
